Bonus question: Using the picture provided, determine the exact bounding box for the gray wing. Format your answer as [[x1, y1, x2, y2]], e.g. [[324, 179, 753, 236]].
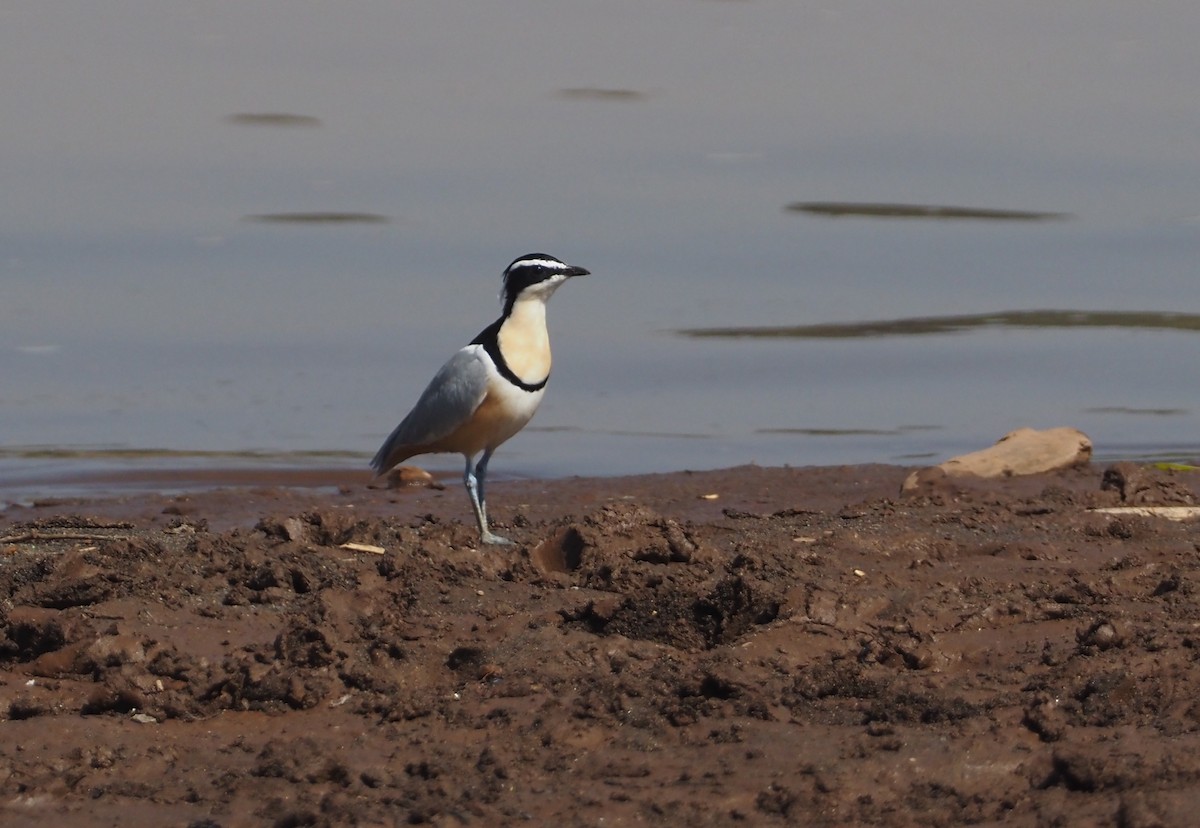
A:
[[370, 347, 489, 474]]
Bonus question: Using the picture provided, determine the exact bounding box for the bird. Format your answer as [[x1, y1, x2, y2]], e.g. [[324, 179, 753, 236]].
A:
[[370, 253, 589, 545]]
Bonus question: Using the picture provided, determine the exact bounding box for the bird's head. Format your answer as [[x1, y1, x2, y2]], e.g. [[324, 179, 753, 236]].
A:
[[500, 254, 588, 314]]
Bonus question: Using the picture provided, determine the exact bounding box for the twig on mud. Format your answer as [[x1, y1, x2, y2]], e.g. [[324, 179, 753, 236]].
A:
[[339, 542, 386, 555], [0, 530, 133, 545]]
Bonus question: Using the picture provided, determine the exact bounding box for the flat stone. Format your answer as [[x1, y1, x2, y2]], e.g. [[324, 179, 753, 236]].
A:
[[902, 427, 1092, 492]]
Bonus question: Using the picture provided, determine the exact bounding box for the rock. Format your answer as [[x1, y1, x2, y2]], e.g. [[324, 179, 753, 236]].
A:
[[382, 466, 441, 489], [902, 427, 1091, 492], [282, 517, 309, 543], [1100, 461, 1197, 505]]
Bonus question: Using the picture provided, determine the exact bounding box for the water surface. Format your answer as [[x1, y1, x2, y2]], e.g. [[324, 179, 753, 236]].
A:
[[2, 2, 1198, 500]]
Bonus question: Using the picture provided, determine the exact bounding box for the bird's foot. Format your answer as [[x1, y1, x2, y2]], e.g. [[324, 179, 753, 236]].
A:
[[479, 530, 515, 546]]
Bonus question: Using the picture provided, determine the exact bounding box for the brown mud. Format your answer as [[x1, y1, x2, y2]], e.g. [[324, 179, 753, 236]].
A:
[[2, 462, 1200, 826]]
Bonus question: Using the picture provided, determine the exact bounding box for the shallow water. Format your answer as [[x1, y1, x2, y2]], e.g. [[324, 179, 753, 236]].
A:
[[3, 2, 1198, 497]]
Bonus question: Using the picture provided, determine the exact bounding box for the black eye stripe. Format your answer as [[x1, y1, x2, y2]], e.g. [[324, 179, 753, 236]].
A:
[[504, 266, 564, 294], [511, 266, 563, 278], [498, 254, 582, 315]]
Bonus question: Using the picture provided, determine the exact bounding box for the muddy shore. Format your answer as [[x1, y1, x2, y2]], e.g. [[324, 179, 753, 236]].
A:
[[2, 461, 1199, 826]]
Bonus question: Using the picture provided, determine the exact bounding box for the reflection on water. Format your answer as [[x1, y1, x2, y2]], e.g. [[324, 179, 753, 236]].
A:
[[786, 202, 1071, 221], [557, 88, 648, 101], [0, 446, 361, 464], [225, 113, 322, 128], [679, 310, 1200, 339], [1086, 407, 1189, 417], [757, 425, 943, 437], [242, 212, 392, 224]]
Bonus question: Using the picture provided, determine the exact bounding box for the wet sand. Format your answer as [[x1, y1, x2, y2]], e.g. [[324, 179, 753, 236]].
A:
[[2, 461, 1199, 826]]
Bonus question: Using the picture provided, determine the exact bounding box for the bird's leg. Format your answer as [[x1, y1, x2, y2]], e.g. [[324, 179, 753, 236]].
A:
[[463, 456, 486, 533], [464, 451, 512, 546]]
